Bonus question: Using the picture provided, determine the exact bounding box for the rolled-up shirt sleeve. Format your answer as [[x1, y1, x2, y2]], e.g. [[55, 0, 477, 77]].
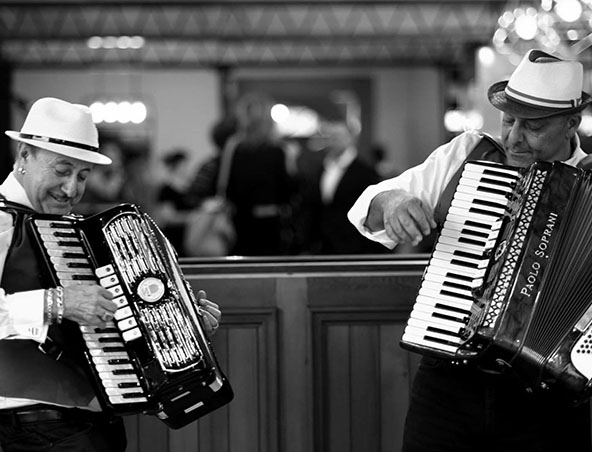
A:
[[347, 131, 484, 248], [0, 289, 48, 341]]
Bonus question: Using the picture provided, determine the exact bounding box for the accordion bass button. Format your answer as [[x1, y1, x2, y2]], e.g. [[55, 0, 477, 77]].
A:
[[95, 265, 115, 278], [122, 328, 142, 342]]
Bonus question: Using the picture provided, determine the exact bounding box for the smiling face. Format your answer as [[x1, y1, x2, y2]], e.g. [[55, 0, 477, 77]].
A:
[[500, 112, 581, 167], [16, 143, 94, 215]]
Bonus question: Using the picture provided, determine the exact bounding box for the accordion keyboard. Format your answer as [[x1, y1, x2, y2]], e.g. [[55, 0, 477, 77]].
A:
[[401, 161, 521, 356], [34, 218, 149, 408]]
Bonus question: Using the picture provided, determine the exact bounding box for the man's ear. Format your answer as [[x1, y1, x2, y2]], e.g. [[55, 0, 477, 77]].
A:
[[567, 114, 582, 137]]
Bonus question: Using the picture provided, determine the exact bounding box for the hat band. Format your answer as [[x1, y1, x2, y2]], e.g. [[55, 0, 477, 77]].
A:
[[506, 85, 582, 109], [17, 133, 99, 152]]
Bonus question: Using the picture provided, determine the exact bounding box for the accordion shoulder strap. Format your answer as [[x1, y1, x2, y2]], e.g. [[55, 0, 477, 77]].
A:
[[433, 134, 505, 226], [0, 195, 36, 216]]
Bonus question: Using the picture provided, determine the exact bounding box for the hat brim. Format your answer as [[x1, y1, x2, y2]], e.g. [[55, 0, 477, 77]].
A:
[[5, 131, 112, 165], [488, 80, 592, 119]]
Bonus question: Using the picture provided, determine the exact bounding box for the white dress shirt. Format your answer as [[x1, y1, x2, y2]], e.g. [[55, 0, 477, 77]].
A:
[[347, 130, 588, 250], [320, 146, 357, 204]]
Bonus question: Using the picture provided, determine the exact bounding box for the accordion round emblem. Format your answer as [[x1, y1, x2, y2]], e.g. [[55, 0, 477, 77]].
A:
[[494, 240, 507, 261], [137, 277, 165, 302]]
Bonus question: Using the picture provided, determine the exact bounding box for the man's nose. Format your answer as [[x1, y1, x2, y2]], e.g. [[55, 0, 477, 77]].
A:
[[507, 122, 523, 144], [61, 177, 78, 197]]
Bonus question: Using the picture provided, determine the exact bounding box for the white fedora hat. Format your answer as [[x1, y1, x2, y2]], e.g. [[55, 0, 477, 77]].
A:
[[5, 97, 112, 165], [488, 49, 592, 119]]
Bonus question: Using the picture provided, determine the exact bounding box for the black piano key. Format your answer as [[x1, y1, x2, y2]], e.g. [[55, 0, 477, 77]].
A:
[[99, 337, 124, 343], [67, 262, 92, 268], [450, 258, 479, 269], [440, 289, 473, 301], [53, 231, 78, 238], [108, 358, 131, 365], [72, 275, 96, 280], [62, 251, 88, 259], [123, 392, 146, 399], [457, 237, 487, 247], [113, 369, 136, 375], [103, 346, 127, 353], [435, 302, 471, 316], [118, 382, 140, 388]]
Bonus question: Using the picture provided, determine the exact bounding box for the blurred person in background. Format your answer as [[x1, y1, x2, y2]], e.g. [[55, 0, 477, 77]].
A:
[[296, 120, 388, 255], [224, 92, 295, 256], [153, 148, 195, 256], [184, 115, 239, 209]]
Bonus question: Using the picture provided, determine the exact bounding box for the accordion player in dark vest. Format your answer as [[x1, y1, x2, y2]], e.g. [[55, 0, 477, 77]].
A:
[[348, 50, 592, 452], [0, 97, 222, 452]]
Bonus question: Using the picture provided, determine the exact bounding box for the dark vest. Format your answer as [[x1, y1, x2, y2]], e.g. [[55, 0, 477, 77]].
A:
[[0, 198, 96, 407], [433, 134, 506, 226]]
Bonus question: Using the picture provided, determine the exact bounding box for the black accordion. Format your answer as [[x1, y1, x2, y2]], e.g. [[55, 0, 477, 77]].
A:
[[27, 203, 233, 428], [401, 159, 592, 403]]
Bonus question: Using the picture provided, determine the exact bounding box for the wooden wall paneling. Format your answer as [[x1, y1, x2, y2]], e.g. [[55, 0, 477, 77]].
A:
[[275, 277, 314, 452], [312, 308, 414, 452]]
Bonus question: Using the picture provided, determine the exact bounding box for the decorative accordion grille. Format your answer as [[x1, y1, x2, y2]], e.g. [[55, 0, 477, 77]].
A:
[[482, 168, 547, 328], [103, 212, 204, 371]]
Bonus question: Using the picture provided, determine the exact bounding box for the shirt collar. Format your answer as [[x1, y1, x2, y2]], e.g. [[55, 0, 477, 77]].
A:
[[0, 172, 35, 209], [324, 146, 357, 169]]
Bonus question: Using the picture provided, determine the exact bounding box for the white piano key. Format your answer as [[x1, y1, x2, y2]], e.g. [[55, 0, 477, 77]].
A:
[[419, 286, 475, 306], [108, 394, 148, 404], [450, 198, 507, 216], [82, 332, 122, 341], [432, 249, 485, 269], [85, 339, 124, 349], [99, 371, 137, 380], [34, 219, 74, 228], [105, 387, 146, 397], [421, 279, 474, 298], [411, 301, 470, 323], [404, 324, 463, 345], [401, 333, 460, 354], [52, 264, 93, 274], [415, 293, 473, 312], [90, 354, 131, 364], [448, 205, 506, 225], [424, 261, 484, 280], [46, 247, 87, 257], [422, 271, 478, 291], [407, 315, 465, 335], [428, 255, 489, 274], [444, 213, 502, 232], [95, 363, 134, 373], [437, 235, 494, 254], [88, 348, 130, 358], [101, 378, 141, 388], [452, 190, 510, 209], [463, 161, 521, 178]]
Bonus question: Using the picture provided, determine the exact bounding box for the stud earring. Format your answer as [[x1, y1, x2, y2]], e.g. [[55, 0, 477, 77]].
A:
[[17, 167, 25, 175]]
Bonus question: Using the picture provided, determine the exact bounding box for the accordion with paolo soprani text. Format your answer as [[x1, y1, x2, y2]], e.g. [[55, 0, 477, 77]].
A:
[[401, 159, 592, 403]]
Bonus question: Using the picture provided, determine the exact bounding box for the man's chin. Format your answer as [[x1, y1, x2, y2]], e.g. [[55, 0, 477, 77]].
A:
[[43, 202, 73, 215], [507, 153, 533, 168]]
